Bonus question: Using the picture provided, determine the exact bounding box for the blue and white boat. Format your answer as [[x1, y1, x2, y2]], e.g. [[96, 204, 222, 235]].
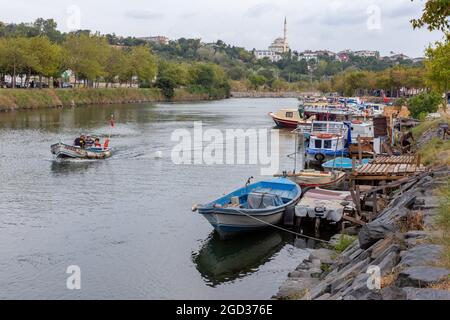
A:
[[322, 157, 371, 171], [196, 178, 302, 237], [305, 121, 351, 166]]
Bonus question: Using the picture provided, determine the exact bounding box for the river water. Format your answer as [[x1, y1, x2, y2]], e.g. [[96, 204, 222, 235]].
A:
[[0, 98, 320, 299]]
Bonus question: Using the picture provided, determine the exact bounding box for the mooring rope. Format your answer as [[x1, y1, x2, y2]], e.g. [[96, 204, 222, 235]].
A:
[[228, 207, 331, 244]]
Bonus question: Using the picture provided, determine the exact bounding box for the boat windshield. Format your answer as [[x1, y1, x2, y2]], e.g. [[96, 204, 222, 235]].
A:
[[312, 121, 344, 133]]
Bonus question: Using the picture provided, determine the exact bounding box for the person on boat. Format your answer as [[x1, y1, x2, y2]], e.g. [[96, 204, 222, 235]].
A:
[[74, 135, 86, 148], [94, 138, 102, 148], [85, 135, 95, 148]]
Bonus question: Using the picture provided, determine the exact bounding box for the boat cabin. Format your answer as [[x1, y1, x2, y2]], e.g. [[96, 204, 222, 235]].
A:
[[350, 121, 374, 143], [269, 108, 314, 128], [364, 103, 385, 115], [272, 108, 302, 121], [306, 121, 350, 164]]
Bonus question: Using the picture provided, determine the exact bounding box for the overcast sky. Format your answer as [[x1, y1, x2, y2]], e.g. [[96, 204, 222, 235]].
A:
[[0, 0, 444, 57]]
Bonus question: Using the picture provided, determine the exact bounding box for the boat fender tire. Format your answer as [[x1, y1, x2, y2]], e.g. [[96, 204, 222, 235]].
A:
[[315, 153, 325, 162]]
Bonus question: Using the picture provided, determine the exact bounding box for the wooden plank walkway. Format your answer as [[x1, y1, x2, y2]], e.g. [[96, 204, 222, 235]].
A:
[[351, 154, 426, 181], [372, 155, 418, 165]]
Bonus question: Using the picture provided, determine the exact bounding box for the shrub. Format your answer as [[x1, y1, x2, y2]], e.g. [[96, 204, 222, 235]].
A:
[[408, 92, 442, 118], [333, 234, 356, 253]]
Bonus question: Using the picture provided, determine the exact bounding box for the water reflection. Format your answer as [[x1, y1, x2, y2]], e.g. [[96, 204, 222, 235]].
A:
[[50, 159, 101, 176], [193, 230, 293, 287], [0, 103, 226, 131]]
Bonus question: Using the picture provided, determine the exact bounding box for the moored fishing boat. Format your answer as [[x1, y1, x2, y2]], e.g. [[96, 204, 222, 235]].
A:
[[277, 169, 346, 187], [305, 121, 351, 166], [269, 108, 313, 129], [194, 178, 302, 237], [51, 142, 111, 160], [295, 188, 354, 224], [322, 157, 371, 172]]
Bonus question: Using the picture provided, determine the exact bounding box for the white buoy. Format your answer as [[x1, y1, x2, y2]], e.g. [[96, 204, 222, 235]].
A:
[[155, 151, 163, 159]]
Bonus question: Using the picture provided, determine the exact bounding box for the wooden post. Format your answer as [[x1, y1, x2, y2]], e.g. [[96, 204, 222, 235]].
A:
[[357, 135, 362, 161], [356, 185, 362, 215], [349, 182, 361, 217], [315, 218, 321, 238], [352, 157, 356, 173], [371, 191, 377, 222]]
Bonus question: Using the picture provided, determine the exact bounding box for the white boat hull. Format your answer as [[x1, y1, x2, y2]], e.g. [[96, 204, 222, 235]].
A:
[[202, 210, 285, 235]]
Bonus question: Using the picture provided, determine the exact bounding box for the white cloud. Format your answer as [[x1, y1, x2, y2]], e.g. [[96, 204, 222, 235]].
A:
[[243, 3, 280, 18], [125, 10, 164, 20]]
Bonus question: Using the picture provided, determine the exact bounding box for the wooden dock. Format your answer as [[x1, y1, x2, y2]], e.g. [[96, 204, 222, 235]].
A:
[[372, 155, 420, 165], [351, 155, 426, 181]]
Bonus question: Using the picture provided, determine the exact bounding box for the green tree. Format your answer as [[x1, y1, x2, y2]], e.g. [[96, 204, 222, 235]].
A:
[[227, 65, 247, 80], [158, 60, 189, 86], [0, 37, 32, 87], [248, 74, 267, 89], [408, 92, 442, 118], [411, 0, 450, 32], [128, 46, 157, 87], [271, 78, 289, 91], [257, 68, 275, 81], [28, 37, 62, 88], [33, 18, 63, 42], [188, 62, 230, 98], [63, 33, 109, 86], [156, 77, 177, 99], [104, 47, 127, 87], [425, 39, 450, 94]]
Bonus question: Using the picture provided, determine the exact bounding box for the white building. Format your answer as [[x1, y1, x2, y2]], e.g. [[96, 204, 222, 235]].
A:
[[385, 53, 410, 61], [298, 51, 318, 61], [412, 57, 425, 63], [254, 18, 289, 62], [353, 50, 380, 58], [254, 50, 283, 62], [137, 36, 169, 45]]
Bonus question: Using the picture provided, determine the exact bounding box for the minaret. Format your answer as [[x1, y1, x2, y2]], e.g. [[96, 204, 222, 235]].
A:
[[283, 17, 287, 53]]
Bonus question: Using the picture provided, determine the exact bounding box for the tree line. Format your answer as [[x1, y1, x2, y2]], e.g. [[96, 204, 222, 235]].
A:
[[0, 33, 230, 98], [0, 34, 157, 88], [0, 3, 447, 104], [0, 18, 424, 86]]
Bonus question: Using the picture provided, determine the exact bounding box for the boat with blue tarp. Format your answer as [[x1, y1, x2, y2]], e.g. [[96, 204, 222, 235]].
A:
[[322, 157, 371, 171], [195, 178, 302, 237]]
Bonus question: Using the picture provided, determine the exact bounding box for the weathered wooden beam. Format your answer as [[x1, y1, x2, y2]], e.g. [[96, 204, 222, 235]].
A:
[[342, 214, 366, 226]]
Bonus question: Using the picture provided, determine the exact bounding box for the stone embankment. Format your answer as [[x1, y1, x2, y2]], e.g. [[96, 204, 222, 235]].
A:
[[274, 166, 450, 300]]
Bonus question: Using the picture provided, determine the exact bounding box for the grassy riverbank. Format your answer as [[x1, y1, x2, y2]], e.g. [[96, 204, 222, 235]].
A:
[[412, 115, 450, 166], [0, 88, 213, 111]]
